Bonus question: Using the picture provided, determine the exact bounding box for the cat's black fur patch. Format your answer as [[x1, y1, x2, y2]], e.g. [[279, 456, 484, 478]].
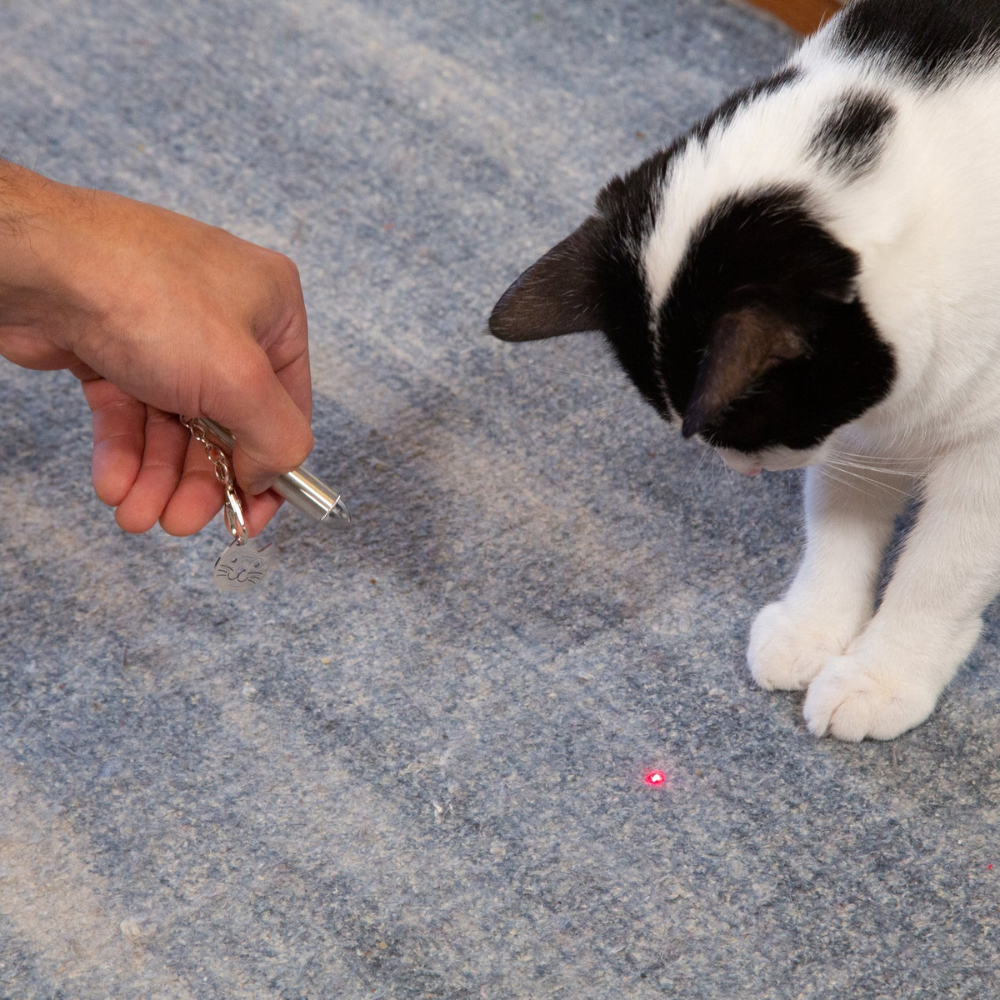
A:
[[811, 92, 896, 179], [590, 153, 679, 412], [656, 188, 896, 453], [588, 67, 803, 407], [835, 0, 1000, 83], [692, 66, 801, 144]]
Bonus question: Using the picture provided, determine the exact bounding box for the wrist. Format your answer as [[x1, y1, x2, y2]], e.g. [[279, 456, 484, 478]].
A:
[[0, 162, 88, 337]]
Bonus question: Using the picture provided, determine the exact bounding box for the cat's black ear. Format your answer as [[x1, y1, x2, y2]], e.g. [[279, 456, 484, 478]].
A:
[[489, 218, 605, 342], [682, 304, 806, 439]]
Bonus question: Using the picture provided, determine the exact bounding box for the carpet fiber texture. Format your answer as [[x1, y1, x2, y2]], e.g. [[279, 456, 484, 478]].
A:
[[1, 2, 998, 998]]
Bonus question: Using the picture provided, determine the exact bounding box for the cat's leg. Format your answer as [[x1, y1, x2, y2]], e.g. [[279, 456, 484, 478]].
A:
[[804, 450, 998, 741], [749, 462, 908, 691]]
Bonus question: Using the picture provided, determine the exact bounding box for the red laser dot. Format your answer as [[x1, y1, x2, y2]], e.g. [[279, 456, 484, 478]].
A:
[[645, 771, 666, 786], [988, 864, 993, 870]]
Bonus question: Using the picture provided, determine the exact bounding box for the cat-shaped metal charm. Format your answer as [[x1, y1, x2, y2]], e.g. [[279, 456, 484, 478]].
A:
[[214, 540, 272, 593]]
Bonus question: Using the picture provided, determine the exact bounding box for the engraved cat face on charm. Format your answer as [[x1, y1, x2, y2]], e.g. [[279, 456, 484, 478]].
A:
[[214, 542, 271, 593]]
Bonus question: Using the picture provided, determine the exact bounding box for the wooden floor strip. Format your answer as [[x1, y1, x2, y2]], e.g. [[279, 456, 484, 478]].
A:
[[743, 0, 842, 34]]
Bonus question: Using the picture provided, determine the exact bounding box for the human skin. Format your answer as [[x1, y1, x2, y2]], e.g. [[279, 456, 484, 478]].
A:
[[0, 161, 314, 537]]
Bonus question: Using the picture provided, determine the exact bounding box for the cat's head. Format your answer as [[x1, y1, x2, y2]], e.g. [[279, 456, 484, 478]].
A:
[[489, 158, 896, 474]]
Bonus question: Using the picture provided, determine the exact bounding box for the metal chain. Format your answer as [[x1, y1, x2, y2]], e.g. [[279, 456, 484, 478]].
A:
[[180, 416, 247, 544], [180, 416, 233, 489]]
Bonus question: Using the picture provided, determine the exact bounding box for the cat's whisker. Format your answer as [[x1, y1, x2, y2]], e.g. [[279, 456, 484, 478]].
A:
[[826, 456, 920, 477], [596, 400, 637, 424], [828, 449, 934, 467], [693, 443, 716, 477], [818, 465, 873, 497], [830, 450, 926, 460], [823, 461, 918, 500], [705, 448, 740, 492], [613, 413, 641, 437]]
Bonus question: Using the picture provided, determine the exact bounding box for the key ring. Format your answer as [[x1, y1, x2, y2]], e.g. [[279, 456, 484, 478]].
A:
[[222, 481, 247, 545]]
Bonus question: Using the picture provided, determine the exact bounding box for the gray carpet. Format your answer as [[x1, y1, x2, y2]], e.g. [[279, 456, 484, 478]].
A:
[[1, 2, 998, 998]]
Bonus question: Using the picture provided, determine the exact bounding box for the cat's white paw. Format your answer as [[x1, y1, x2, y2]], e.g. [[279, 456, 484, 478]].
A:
[[748, 601, 855, 691], [803, 656, 938, 741]]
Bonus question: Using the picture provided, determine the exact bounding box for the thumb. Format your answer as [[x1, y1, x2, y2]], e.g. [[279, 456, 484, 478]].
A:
[[203, 347, 314, 495]]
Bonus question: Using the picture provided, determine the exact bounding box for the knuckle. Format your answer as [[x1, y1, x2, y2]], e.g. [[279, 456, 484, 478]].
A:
[[263, 248, 302, 289]]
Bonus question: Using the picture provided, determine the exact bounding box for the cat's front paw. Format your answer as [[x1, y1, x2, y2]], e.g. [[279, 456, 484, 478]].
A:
[[803, 656, 938, 741], [748, 601, 855, 692]]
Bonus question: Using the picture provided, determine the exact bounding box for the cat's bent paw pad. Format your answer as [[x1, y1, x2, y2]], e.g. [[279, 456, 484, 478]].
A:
[[747, 602, 850, 692], [803, 657, 938, 742]]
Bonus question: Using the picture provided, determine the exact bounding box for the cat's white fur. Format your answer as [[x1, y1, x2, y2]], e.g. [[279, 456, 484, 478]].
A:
[[640, 25, 1000, 739]]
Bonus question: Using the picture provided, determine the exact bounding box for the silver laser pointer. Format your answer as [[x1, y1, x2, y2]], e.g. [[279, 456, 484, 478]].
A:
[[189, 417, 351, 529]]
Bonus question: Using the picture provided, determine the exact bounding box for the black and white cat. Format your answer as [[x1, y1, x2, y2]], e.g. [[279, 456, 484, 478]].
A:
[[490, 0, 1000, 741]]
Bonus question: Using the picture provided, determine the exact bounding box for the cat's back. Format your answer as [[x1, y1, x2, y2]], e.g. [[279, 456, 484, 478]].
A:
[[647, 0, 1000, 312], [688, 0, 1000, 202], [826, 0, 1000, 82], [801, 0, 1000, 292]]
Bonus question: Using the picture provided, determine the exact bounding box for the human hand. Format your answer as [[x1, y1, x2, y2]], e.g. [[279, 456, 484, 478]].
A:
[[0, 161, 314, 536]]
